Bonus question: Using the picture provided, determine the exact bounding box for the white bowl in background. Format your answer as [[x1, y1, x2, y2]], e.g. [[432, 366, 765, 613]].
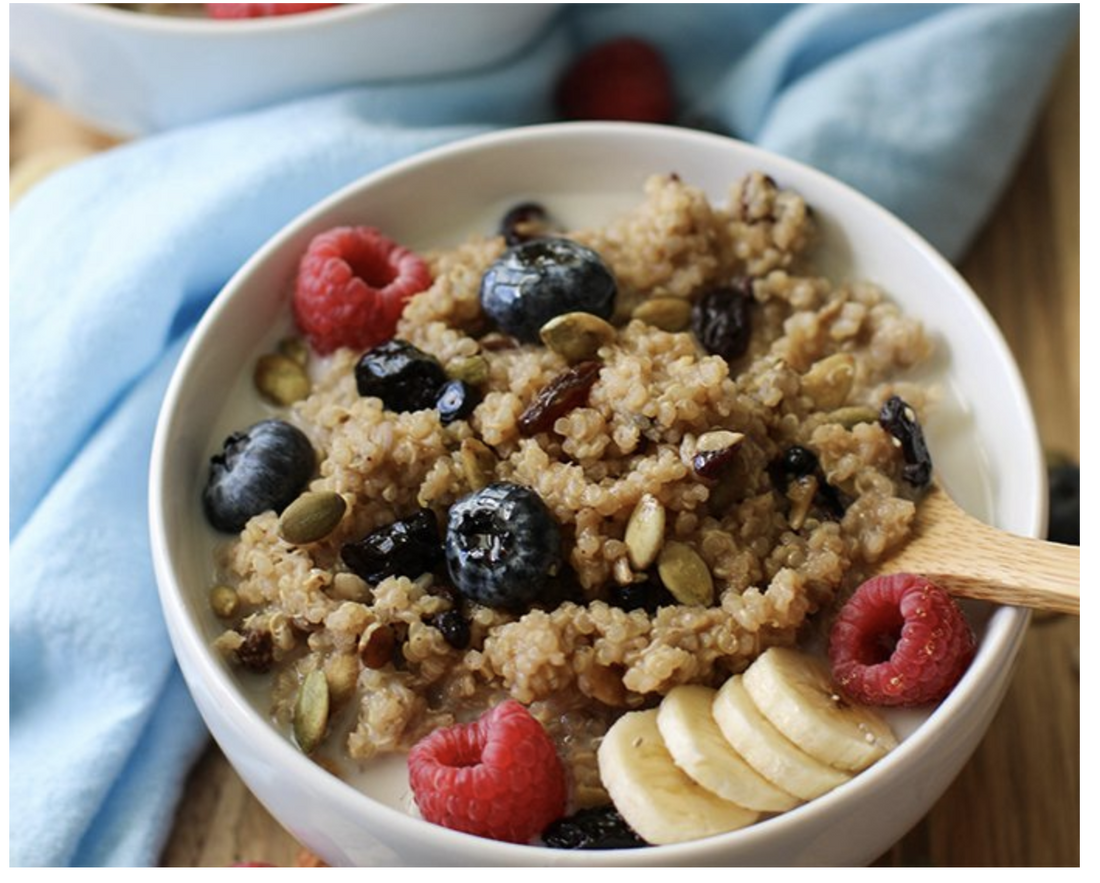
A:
[[149, 122, 1042, 866], [10, 3, 561, 136]]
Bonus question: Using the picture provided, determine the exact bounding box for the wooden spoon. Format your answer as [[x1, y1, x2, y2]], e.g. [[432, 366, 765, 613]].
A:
[[875, 483, 1079, 615]]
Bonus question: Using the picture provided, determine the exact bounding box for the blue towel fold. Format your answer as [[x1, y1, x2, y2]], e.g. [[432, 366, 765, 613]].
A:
[[9, 3, 1077, 867]]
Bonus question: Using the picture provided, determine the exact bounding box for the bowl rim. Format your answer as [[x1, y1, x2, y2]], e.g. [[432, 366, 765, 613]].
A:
[[51, 1, 385, 35], [149, 120, 1041, 864]]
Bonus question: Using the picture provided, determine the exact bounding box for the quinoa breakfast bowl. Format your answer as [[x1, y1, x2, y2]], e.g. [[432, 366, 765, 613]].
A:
[[149, 123, 1043, 866]]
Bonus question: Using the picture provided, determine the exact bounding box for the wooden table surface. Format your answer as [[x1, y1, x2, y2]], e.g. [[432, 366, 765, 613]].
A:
[[9, 34, 1079, 868]]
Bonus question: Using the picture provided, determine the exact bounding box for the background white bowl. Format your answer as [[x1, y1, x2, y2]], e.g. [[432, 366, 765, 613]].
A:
[[150, 122, 1043, 866], [10, 3, 561, 136]]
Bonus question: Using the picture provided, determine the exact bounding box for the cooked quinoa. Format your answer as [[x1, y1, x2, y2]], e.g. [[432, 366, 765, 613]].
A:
[[211, 171, 932, 805]]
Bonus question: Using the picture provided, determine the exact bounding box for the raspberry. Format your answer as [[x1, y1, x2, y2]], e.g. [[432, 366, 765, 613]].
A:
[[206, 4, 338, 18], [292, 226, 431, 355], [829, 574, 976, 707], [555, 37, 675, 124], [407, 700, 567, 844]]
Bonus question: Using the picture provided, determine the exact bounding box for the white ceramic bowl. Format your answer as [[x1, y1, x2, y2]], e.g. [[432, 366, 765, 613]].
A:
[[149, 122, 1043, 866], [10, 3, 560, 136]]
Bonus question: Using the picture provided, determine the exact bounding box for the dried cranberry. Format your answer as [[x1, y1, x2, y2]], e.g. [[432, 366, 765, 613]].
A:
[[499, 202, 552, 246], [609, 576, 674, 614], [431, 608, 471, 650], [354, 339, 447, 413], [691, 279, 754, 362], [341, 508, 443, 584], [879, 395, 933, 486], [542, 805, 647, 849], [236, 629, 274, 673]]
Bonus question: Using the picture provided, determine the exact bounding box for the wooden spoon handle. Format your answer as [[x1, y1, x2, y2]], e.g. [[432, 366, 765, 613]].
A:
[[880, 485, 1080, 615]]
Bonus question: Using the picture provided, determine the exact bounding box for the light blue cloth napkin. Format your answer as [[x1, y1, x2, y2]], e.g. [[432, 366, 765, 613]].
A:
[[9, 3, 1077, 867]]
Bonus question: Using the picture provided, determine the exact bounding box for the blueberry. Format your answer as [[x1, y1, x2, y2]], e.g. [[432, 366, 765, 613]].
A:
[[341, 508, 443, 585], [355, 339, 447, 413], [435, 379, 479, 425], [479, 238, 616, 343], [444, 482, 562, 609], [542, 805, 647, 850], [202, 419, 315, 533]]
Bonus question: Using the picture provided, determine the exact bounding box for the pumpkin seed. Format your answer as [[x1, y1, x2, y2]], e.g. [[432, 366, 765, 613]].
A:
[[277, 336, 310, 367], [460, 438, 497, 491], [801, 353, 855, 410], [447, 354, 490, 387], [826, 405, 879, 429], [624, 493, 666, 571], [254, 352, 311, 406], [539, 312, 616, 363], [278, 491, 347, 545], [293, 669, 330, 754], [656, 541, 714, 607], [209, 584, 239, 619], [359, 621, 396, 670], [631, 296, 693, 332]]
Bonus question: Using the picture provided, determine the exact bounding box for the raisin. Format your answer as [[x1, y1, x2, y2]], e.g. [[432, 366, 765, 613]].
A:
[[236, 629, 274, 673], [542, 805, 647, 850], [518, 360, 601, 435], [691, 279, 754, 361], [879, 395, 933, 486]]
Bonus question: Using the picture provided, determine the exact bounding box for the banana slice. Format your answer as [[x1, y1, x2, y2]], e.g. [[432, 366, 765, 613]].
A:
[[742, 646, 898, 772], [712, 676, 851, 801], [657, 685, 801, 813], [598, 708, 759, 845]]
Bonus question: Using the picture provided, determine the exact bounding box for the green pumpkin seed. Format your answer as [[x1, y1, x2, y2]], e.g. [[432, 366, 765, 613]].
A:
[[209, 585, 239, 619], [277, 336, 310, 367], [624, 493, 666, 571], [826, 405, 879, 430], [278, 491, 346, 545], [656, 541, 714, 607], [539, 312, 616, 362], [447, 355, 490, 387], [254, 353, 311, 406], [631, 297, 693, 332], [293, 669, 330, 755]]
